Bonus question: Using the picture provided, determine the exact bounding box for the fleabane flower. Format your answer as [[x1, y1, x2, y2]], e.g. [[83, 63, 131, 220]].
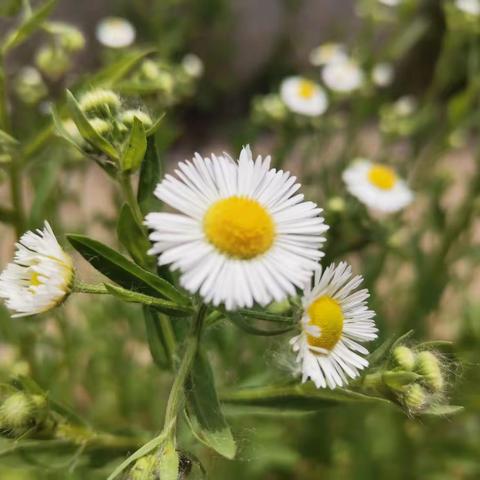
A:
[[280, 76, 328, 117], [96, 17, 136, 48], [309, 42, 348, 67], [455, 0, 480, 15], [342, 159, 413, 213], [145, 146, 329, 310], [290, 262, 377, 389], [0, 222, 74, 317], [321, 58, 364, 93]]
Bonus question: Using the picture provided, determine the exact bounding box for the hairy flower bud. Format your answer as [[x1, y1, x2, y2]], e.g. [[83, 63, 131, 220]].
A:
[[88, 117, 112, 136], [79, 89, 122, 115], [404, 384, 427, 413], [393, 346, 416, 371], [35, 46, 70, 80], [415, 351, 444, 393], [0, 392, 47, 437], [119, 109, 153, 128]]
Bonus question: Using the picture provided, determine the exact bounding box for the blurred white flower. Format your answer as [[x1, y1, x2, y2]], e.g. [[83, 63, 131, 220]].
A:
[[393, 95, 417, 116], [280, 76, 328, 116], [321, 59, 364, 93], [96, 17, 136, 48], [181, 54, 204, 78], [372, 63, 394, 87], [290, 262, 377, 389], [309, 42, 348, 67], [378, 0, 402, 6], [0, 222, 74, 317], [455, 0, 480, 15], [145, 146, 329, 310], [342, 159, 413, 213]]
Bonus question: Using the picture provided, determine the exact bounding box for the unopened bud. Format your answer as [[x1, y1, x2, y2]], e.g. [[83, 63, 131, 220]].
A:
[[88, 117, 112, 136], [119, 109, 153, 128], [47, 22, 86, 52], [35, 46, 70, 80], [141, 60, 161, 80], [404, 384, 427, 413], [79, 89, 121, 115], [327, 196, 346, 213], [0, 392, 45, 436], [416, 351, 444, 392], [393, 346, 415, 371]]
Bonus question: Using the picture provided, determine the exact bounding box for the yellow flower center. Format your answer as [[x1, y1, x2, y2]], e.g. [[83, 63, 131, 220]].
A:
[[306, 296, 344, 351], [368, 164, 397, 190], [30, 271, 42, 287], [203, 196, 275, 259], [298, 80, 316, 99]]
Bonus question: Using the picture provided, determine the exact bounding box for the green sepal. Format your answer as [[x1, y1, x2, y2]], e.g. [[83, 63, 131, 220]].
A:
[[120, 117, 147, 173]]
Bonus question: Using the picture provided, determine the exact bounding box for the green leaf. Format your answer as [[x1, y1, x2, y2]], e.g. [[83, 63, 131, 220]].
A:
[[227, 312, 294, 336], [104, 283, 193, 317], [2, 0, 57, 54], [422, 405, 464, 416], [65, 90, 119, 161], [221, 383, 391, 413], [0, 0, 22, 16], [0, 129, 18, 145], [157, 440, 179, 480], [120, 117, 147, 173], [117, 204, 152, 267], [67, 233, 189, 305], [138, 135, 163, 215], [186, 350, 237, 459], [143, 307, 175, 369]]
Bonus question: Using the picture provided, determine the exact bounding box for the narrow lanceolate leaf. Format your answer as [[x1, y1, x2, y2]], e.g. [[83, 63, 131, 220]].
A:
[[67, 234, 189, 305], [105, 283, 193, 317], [138, 135, 163, 215], [143, 307, 175, 369], [146, 113, 165, 137], [65, 90, 119, 161], [120, 117, 147, 173], [186, 350, 237, 459], [221, 383, 391, 413], [226, 312, 294, 336], [2, 0, 57, 54], [117, 204, 152, 267]]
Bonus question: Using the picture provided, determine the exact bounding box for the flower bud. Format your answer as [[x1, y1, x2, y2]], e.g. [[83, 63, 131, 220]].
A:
[[88, 118, 112, 136], [35, 46, 70, 80], [415, 351, 444, 392], [327, 196, 346, 213], [404, 384, 427, 413], [392, 346, 416, 371], [141, 60, 161, 81], [14, 66, 47, 105], [119, 109, 153, 128], [79, 89, 122, 115], [0, 392, 46, 437], [181, 53, 204, 78], [47, 22, 86, 52], [382, 370, 420, 392]]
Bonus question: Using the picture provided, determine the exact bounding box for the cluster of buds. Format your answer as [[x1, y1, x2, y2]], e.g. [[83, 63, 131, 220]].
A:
[[57, 88, 160, 174], [363, 343, 453, 415], [0, 388, 51, 438], [35, 21, 85, 81], [121, 56, 203, 108]]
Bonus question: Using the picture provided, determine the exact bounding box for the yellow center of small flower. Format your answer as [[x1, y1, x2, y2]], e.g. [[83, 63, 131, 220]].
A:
[[298, 80, 316, 99], [306, 296, 344, 351], [30, 271, 42, 287], [368, 164, 397, 190], [203, 196, 275, 259]]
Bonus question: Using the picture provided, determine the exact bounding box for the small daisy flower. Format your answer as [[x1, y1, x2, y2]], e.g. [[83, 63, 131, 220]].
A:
[[96, 17, 136, 49], [309, 42, 348, 67], [181, 54, 204, 78], [280, 76, 328, 117], [321, 59, 364, 93], [145, 146, 329, 310], [455, 0, 480, 15], [342, 159, 413, 213], [290, 262, 377, 389], [0, 222, 74, 317], [371, 62, 394, 87]]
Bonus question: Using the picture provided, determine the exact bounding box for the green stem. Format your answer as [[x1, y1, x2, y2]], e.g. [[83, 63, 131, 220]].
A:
[[163, 304, 207, 434], [73, 281, 109, 295], [9, 161, 26, 236], [119, 173, 144, 226]]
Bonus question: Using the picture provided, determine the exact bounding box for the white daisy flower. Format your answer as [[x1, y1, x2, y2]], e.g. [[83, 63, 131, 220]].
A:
[[145, 146, 329, 311], [181, 53, 204, 78], [0, 222, 74, 317], [280, 76, 328, 117], [372, 62, 394, 87], [96, 17, 136, 49], [455, 0, 480, 15], [342, 159, 413, 213], [378, 0, 402, 6], [321, 59, 364, 93], [309, 42, 348, 67], [290, 262, 377, 389]]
